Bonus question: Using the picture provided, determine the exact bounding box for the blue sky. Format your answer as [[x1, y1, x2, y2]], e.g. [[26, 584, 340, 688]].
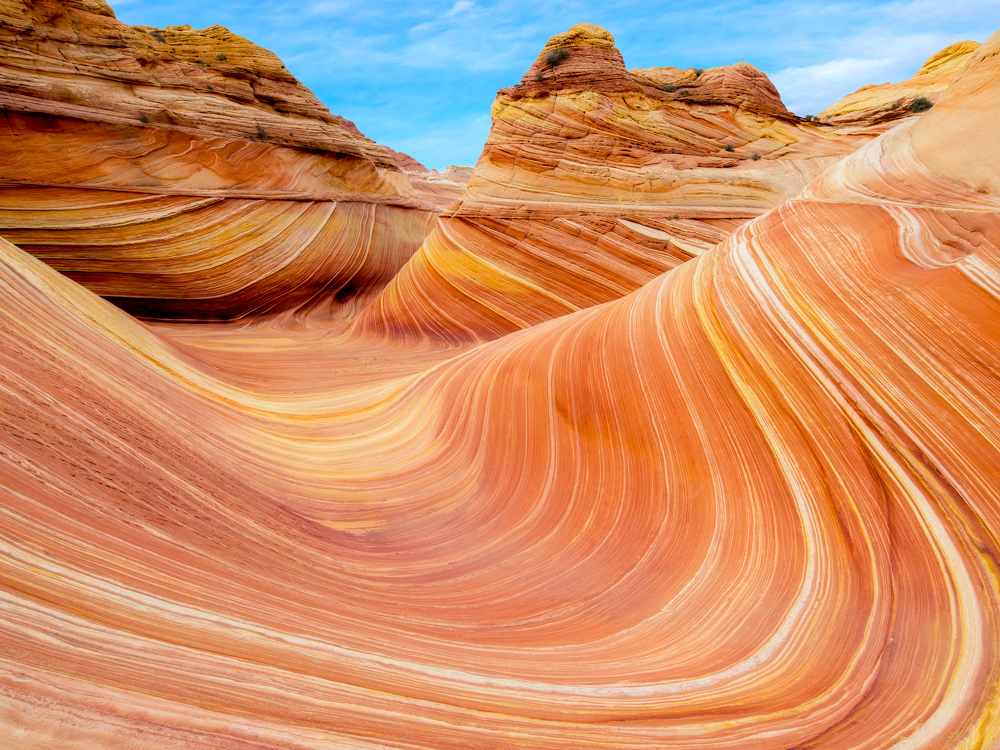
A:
[[111, 0, 997, 170]]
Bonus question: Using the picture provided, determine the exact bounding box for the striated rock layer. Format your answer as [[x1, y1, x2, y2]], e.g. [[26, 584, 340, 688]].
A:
[[1, 20, 999, 750], [0, 0, 435, 320], [352, 24, 935, 345]]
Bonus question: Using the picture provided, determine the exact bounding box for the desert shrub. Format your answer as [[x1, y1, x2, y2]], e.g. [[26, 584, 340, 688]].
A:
[[138, 113, 150, 124], [216, 53, 228, 62], [750, 151, 761, 161], [149, 30, 165, 43], [545, 47, 569, 66], [663, 84, 677, 93], [909, 96, 933, 112], [671, 214, 680, 220], [887, 101, 901, 110], [724, 144, 735, 152], [255, 124, 267, 139], [677, 88, 688, 97], [693, 68, 704, 77]]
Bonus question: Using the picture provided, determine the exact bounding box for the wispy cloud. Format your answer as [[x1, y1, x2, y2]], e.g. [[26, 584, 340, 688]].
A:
[[884, 0, 1000, 22], [772, 57, 896, 115], [111, 0, 994, 168], [446, 0, 475, 16]]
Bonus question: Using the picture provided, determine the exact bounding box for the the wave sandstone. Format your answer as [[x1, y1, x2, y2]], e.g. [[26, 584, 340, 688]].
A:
[[1, 5, 1000, 750], [0, 0, 435, 319], [352, 24, 938, 345]]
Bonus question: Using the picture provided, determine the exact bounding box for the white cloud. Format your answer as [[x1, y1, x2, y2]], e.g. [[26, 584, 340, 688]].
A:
[[772, 57, 896, 114], [884, 0, 1000, 22], [305, 1, 350, 16], [770, 26, 983, 114], [446, 0, 474, 16]]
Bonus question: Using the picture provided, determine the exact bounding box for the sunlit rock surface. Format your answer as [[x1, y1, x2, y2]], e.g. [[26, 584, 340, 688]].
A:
[[1, 5, 1000, 749], [0, 0, 435, 320], [352, 24, 935, 345], [819, 40, 980, 121]]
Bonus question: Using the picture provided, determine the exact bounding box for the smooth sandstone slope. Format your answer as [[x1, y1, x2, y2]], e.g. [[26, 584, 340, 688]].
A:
[[0, 0, 435, 320], [2, 24, 1000, 750], [351, 23, 932, 345]]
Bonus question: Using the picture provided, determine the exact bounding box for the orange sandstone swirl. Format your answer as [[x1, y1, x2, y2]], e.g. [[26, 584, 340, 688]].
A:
[[2, 29, 1000, 749]]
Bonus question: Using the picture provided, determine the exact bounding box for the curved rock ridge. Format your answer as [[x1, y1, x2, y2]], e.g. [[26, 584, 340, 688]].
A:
[[351, 24, 923, 345], [0, 0, 436, 319], [2, 27, 1000, 749], [819, 40, 981, 121], [0, 186, 435, 320]]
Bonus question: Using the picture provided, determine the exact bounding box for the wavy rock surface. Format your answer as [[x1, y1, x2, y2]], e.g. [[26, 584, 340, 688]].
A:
[[819, 40, 980, 121], [0, 0, 434, 319], [352, 24, 930, 345], [1, 21, 1000, 750]]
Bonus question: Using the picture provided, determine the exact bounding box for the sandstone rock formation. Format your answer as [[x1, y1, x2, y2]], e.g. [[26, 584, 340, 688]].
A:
[[1, 4, 1000, 750], [0, 0, 436, 319], [819, 40, 981, 121], [404, 165, 472, 211], [351, 23, 933, 345]]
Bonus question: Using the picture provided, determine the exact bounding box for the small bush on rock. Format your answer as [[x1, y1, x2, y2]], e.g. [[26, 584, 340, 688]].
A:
[[545, 48, 569, 66], [909, 96, 933, 113], [724, 144, 735, 152], [751, 151, 762, 161]]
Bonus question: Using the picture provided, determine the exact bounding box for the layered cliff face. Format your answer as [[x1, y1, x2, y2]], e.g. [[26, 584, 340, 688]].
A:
[[351, 23, 931, 345], [820, 40, 981, 121], [0, 0, 435, 319], [1, 25, 1000, 750]]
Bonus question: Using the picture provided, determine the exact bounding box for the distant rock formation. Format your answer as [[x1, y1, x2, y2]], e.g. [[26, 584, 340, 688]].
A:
[[819, 40, 980, 122], [351, 23, 923, 345], [0, 0, 436, 320]]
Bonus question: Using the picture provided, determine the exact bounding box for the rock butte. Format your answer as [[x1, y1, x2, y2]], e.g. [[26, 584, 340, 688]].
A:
[[352, 23, 948, 344], [1, 5, 1000, 750]]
